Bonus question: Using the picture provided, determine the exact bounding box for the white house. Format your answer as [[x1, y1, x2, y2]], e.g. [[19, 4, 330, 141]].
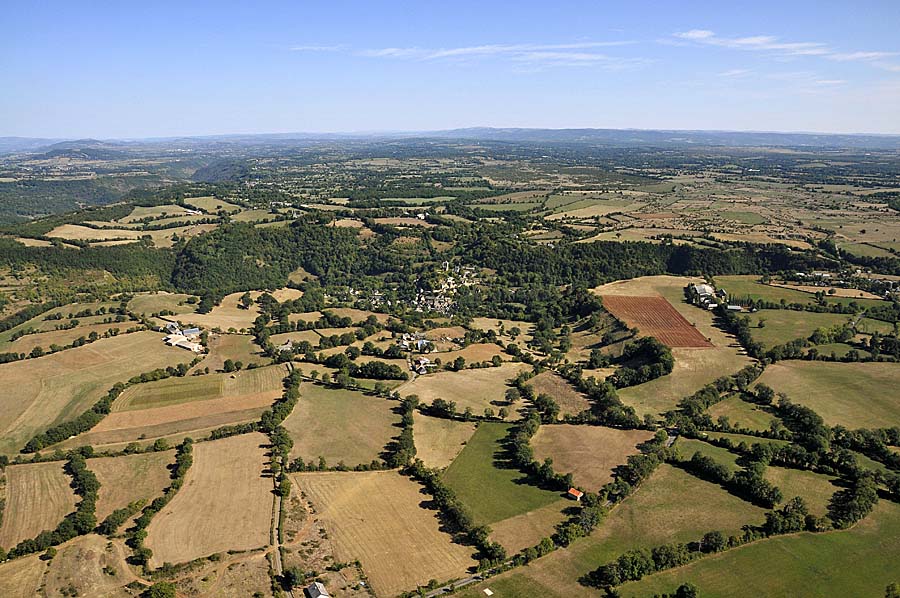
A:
[[305, 582, 330, 598]]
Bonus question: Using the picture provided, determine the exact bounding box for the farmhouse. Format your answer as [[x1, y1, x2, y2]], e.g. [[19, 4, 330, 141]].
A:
[[164, 334, 186, 346], [175, 339, 204, 353], [305, 581, 331, 598], [182, 327, 201, 338], [567, 487, 584, 501]]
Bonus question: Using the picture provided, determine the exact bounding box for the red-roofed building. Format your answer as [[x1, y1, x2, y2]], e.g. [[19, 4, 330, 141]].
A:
[[567, 487, 584, 501]]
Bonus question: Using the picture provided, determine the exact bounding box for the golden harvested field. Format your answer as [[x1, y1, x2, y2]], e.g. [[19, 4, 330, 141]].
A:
[[424, 325, 467, 340], [76, 365, 286, 447], [412, 412, 477, 468], [287, 311, 324, 324], [120, 204, 193, 222], [282, 384, 398, 466], [39, 533, 133, 598], [595, 276, 751, 417], [183, 195, 242, 213], [14, 237, 53, 247], [532, 425, 653, 491], [769, 282, 882, 300], [0, 553, 46, 598], [0, 331, 186, 454], [324, 307, 392, 324], [546, 201, 644, 220], [270, 329, 323, 347], [430, 342, 507, 364], [527, 371, 591, 417], [373, 217, 436, 228], [269, 287, 304, 302], [0, 461, 77, 549], [171, 291, 262, 331], [89, 450, 175, 521], [5, 322, 136, 355], [145, 433, 272, 566], [400, 363, 531, 420], [757, 361, 900, 429], [489, 500, 570, 554], [127, 291, 195, 316], [196, 333, 265, 372], [47, 224, 144, 241], [295, 470, 477, 596]]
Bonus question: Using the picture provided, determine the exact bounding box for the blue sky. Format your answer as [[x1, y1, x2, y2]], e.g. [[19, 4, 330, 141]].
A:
[[3, 0, 900, 137]]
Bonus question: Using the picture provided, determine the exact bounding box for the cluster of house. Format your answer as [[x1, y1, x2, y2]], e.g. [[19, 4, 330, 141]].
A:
[[411, 355, 438, 375], [162, 322, 204, 353], [687, 283, 743, 312], [413, 263, 479, 314], [398, 332, 430, 352]]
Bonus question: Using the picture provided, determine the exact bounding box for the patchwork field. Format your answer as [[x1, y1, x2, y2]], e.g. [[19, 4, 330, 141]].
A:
[[145, 433, 272, 566], [457, 464, 767, 597], [89, 450, 175, 521], [595, 276, 751, 417], [400, 363, 531, 420], [281, 384, 399, 466], [622, 501, 900, 598], [601, 295, 713, 348], [442, 422, 564, 526], [72, 365, 287, 448], [745, 309, 856, 348], [195, 333, 265, 372], [757, 361, 900, 429], [171, 291, 261, 331], [0, 331, 186, 454], [413, 412, 477, 469], [532, 425, 653, 491], [764, 466, 838, 516], [0, 461, 77, 549], [295, 470, 477, 596], [706, 395, 779, 432], [527, 371, 591, 417]]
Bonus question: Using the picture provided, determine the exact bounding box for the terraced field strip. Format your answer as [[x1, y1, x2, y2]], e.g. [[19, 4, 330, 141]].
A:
[[601, 295, 713, 348]]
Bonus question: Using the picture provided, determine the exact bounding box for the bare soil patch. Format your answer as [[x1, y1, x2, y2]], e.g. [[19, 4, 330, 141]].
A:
[[601, 295, 713, 348]]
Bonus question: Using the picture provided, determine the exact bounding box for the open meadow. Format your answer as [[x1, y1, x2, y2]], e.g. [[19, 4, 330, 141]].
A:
[[89, 450, 175, 521], [0, 461, 77, 549], [622, 501, 900, 598], [0, 331, 186, 454], [295, 470, 477, 596], [145, 433, 272, 566], [527, 371, 591, 417], [412, 412, 477, 469], [706, 395, 780, 432], [399, 363, 531, 420], [457, 464, 767, 597], [169, 291, 261, 331], [745, 309, 856, 347], [195, 333, 265, 372], [757, 361, 900, 429], [442, 422, 565, 526], [281, 384, 399, 466], [531, 425, 653, 491]]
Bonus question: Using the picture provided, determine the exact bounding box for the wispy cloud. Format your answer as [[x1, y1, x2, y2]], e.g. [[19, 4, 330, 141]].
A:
[[289, 44, 345, 52], [718, 68, 751, 77], [356, 41, 645, 69], [672, 29, 895, 65]]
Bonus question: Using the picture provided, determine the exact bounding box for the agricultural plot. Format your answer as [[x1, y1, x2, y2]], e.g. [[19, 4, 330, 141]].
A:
[[0, 553, 45, 598], [600, 295, 712, 348], [195, 333, 265, 372], [622, 501, 900, 598], [430, 342, 508, 364], [120, 204, 193, 222], [73, 365, 287, 449], [764, 466, 838, 516], [400, 363, 531, 420], [281, 384, 399, 467], [4, 321, 136, 355], [532, 425, 652, 490], [183, 196, 242, 213], [127, 292, 195, 316], [269, 330, 322, 347], [470, 317, 534, 342], [0, 461, 77, 549], [488, 499, 571, 555], [38, 533, 132, 598], [706, 395, 779, 432], [757, 361, 900, 429], [89, 450, 175, 521], [676, 438, 740, 473], [412, 412, 477, 469], [145, 433, 272, 566], [0, 331, 186, 455], [745, 309, 855, 348], [171, 291, 261, 331], [714, 275, 818, 305], [596, 276, 751, 417], [527, 371, 591, 417], [295, 470, 477, 597], [457, 464, 766, 598], [442, 423, 564, 526]]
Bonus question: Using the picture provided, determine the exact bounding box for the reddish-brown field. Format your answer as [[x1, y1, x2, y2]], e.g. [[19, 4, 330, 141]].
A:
[[601, 295, 713, 348]]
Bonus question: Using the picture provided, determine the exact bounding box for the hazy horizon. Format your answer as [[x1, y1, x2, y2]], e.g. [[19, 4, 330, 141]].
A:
[[4, 0, 900, 138]]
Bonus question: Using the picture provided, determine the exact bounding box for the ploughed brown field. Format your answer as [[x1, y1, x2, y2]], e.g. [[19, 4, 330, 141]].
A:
[[601, 295, 713, 348]]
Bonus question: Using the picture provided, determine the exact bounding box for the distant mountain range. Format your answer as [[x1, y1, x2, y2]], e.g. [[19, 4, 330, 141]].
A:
[[3, 126, 900, 155]]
